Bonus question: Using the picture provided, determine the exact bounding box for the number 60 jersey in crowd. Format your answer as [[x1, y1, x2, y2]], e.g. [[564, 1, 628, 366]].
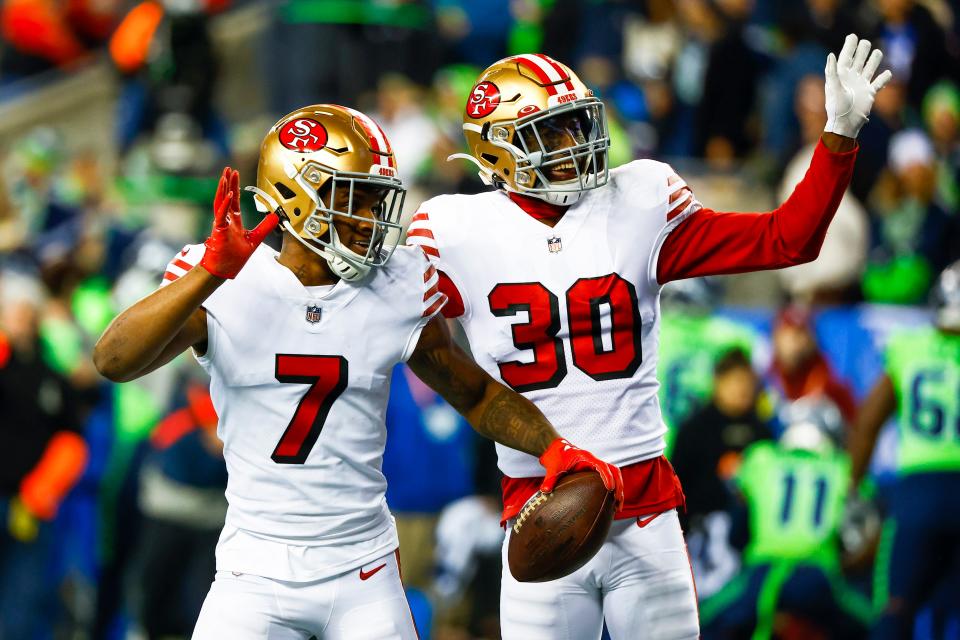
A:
[[161, 242, 445, 582]]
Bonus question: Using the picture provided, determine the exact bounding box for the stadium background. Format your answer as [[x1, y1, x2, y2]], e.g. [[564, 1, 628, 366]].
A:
[[0, 0, 958, 638]]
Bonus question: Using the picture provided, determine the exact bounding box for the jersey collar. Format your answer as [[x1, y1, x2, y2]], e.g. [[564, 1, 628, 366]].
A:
[[507, 192, 568, 224]]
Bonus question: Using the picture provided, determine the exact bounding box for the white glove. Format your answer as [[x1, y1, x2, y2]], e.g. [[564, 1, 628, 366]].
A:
[[824, 33, 894, 139]]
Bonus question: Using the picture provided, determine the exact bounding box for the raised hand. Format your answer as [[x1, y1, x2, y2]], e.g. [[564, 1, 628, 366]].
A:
[[539, 437, 625, 507], [824, 33, 894, 139], [200, 167, 280, 279]]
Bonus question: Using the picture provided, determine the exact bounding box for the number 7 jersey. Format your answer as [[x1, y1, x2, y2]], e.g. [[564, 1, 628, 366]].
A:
[[407, 160, 701, 478], [161, 243, 446, 581]]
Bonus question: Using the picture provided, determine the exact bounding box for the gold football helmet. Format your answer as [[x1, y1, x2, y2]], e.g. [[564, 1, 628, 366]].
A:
[[246, 104, 405, 281], [451, 54, 610, 206]]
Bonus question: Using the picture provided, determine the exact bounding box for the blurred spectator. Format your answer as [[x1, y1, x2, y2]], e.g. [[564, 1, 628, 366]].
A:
[[862, 128, 959, 304], [433, 490, 503, 639], [372, 74, 441, 192], [700, 399, 873, 639], [923, 80, 960, 212], [130, 384, 225, 639], [0, 0, 118, 81], [779, 0, 862, 54], [769, 305, 857, 422], [869, 0, 960, 111], [383, 362, 477, 592], [658, 278, 761, 455], [672, 348, 772, 596], [0, 270, 88, 639], [419, 64, 487, 196], [433, 0, 511, 67], [110, 0, 230, 160], [850, 68, 907, 203], [432, 437, 503, 640], [265, 0, 436, 115], [2, 128, 77, 241], [692, 0, 761, 165], [761, 0, 853, 162], [777, 73, 869, 303]]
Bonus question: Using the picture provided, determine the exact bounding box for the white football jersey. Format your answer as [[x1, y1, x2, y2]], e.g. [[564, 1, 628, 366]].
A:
[[407, 160, 701, 478], [161, 244, 446, 581]]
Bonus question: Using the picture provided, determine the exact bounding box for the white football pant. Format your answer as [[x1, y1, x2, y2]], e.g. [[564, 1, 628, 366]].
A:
[[500, 509, 700, 640], [192, 549, 418, 639]]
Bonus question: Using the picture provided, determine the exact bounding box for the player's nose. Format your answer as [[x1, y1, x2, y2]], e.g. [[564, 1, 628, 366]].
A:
[[351, 210, 376, 235], [545, 128, 578, 150]]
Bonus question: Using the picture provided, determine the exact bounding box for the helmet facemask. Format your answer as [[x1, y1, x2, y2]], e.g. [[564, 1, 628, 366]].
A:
[[489, 98, 609, 206], [248, 160, 405, 282]]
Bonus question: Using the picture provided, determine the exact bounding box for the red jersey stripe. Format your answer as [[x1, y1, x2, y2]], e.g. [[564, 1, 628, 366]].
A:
[[423, 264, 437, 282], [423, 297, 445, 318], [163, 271, 178, 281], [410, 212, 429, 223], [172, 258, 193, 271], [423, 282, 440, 301], [406, 228, 435, 240], [667, 194, 694, 221]]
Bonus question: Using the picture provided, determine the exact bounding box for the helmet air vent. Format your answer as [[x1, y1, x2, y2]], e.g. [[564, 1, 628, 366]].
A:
[[274, 182, 296, 200]]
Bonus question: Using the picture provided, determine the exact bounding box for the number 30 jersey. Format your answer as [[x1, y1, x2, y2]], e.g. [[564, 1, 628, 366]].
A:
[[161, 244, 446, 581], [407, 160, 701, 479]]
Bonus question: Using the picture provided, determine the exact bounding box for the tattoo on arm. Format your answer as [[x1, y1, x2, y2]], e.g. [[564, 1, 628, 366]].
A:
[[408, 341, 485, 413], [409, 333, 558, 457], [474, 386, 558, 456]]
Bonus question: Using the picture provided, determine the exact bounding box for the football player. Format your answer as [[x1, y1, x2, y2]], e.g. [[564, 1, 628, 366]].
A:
[[700, 399, 873, 638], [93, 104, 622, 640], [405, 36, 891, 639], [848, 260, 960, 639]]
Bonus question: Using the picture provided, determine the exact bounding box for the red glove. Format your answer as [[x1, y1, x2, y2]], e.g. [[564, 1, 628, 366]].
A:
[[539, 437, 624, 507], [200, 167, 279, 279]]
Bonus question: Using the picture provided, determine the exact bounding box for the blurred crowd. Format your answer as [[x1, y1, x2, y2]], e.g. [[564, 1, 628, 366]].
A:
[[0, 0, 958, 638]]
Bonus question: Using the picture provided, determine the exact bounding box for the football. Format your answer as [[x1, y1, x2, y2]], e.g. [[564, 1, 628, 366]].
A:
[[507, 471, 616, 583]]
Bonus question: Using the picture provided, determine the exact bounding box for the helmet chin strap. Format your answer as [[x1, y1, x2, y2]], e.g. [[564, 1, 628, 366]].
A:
[[247, 186, 370, 283]]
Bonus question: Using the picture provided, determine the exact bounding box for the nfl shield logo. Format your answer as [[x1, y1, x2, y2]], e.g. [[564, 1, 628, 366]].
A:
[[547, 236, 562, 253], [305, 305, 322, 324]]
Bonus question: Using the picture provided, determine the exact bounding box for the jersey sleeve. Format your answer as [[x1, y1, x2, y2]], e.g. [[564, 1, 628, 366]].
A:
[[405, 209, 466, 318], [400, 249, 450, 362], [656, 140, 858, 284], [160, 243, 206, 288]]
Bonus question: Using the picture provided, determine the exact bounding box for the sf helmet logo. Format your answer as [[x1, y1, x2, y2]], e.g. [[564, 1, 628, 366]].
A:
[[467, 82, 501, 118], [279, 118, 328, 152]]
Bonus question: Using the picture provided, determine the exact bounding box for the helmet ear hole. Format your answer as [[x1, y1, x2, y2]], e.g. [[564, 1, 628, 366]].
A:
[[481, 152, 499, 165], [274, 182, 296, 200]]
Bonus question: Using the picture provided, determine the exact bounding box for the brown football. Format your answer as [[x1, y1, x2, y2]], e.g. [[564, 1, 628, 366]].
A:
[[507, 471, 616, 583]]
